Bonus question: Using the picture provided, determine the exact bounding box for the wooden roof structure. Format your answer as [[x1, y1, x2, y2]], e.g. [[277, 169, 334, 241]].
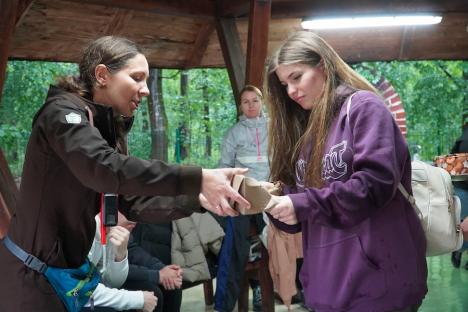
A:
[[1, 0, 468, 233]]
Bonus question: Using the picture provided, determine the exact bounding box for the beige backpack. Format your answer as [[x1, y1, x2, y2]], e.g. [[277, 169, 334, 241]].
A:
[[398, 160, 463, 256]]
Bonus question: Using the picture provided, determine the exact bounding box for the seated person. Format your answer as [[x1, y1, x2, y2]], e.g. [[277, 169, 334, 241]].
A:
[[450, 124, 468, 268], [123, 231, 183, 312], [82, 212, 157, 312]]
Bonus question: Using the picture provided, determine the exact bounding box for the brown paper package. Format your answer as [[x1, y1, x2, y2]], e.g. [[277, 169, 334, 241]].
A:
[[230, 175, 282, 215]]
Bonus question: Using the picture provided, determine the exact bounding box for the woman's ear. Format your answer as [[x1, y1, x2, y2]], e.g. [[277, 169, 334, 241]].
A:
[[318, 59, 325, 71], [95, 64, 109, 87]]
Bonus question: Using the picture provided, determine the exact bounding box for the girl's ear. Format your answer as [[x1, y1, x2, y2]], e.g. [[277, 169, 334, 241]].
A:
[[318, 59, 325, 71], [95, 64, 109, 87]]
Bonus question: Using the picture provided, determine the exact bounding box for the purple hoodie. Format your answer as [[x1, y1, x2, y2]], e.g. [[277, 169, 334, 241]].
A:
[[271, 87, 427, 312]]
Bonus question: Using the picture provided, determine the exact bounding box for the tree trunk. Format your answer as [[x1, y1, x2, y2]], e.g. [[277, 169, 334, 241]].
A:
[[147, 68, 168, 162], [463, 68, 468, 128], [177, 70, 190, 160], [203, 84, 212, 157]]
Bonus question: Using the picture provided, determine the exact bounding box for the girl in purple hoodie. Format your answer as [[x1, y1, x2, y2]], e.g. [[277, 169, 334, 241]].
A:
[[265, 31, 427, 312]]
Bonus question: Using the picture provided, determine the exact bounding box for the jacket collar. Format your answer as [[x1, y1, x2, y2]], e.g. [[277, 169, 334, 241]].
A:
[[42, 86, 134, 147]]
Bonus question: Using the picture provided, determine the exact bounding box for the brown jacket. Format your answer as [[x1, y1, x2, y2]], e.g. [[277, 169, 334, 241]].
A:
[[0, 86, 203, 311]]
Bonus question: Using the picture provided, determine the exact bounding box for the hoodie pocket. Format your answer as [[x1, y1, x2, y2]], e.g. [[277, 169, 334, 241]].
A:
[[301, 234, 386, 310]]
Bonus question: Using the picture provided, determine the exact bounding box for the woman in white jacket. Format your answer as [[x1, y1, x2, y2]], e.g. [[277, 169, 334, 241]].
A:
[[215, 85, 269, 312]]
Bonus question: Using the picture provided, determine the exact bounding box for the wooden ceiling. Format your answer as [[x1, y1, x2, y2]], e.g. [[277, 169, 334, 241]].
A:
[[6, 0, 468, 68]]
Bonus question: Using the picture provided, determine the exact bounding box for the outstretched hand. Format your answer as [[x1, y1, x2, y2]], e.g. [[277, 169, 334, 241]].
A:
[[200, 168, 251, 216]]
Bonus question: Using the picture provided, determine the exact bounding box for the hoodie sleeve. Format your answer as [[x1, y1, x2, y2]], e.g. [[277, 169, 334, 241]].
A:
[[288, 92, 409, 229], [219, 126, 236, 168], [126, 235, 165, 284], [88, 283, 144, 310]]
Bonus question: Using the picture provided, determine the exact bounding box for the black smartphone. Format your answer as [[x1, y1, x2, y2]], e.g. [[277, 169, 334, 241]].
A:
[[102, 194, 118, 226]]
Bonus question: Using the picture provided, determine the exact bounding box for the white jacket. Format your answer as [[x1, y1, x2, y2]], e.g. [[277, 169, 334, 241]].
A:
[[219, 114, 270, 181], [86, 215, 144, 310]]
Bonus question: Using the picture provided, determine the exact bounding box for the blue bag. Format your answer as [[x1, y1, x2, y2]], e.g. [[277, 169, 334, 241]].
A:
[[2, 236, 100, 312], [44, 258, 100, 312]]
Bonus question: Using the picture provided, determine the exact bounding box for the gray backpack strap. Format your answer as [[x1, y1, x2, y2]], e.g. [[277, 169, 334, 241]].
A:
[[398, 183, 423, 218], [2, 236, 47, 273], [345, 93, 357, 127]]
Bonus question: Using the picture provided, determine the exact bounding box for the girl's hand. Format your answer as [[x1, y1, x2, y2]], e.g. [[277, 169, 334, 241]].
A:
[[268, 195, 298, 225], [108, 226, 130, 262], [141, 291, 157, 312]]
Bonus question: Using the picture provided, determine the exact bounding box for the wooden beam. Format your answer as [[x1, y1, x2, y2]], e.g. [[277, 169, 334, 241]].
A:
[[185, 23, 215, 69], [0, 0, 20, 103], [15, 0, 34, 27], [0, 192, 11, 239], [0, 148, 19, 216], [245, 0, 271, 88], [63, 0, 215, 19], [219, 0, 250, 17], [0, 0, 33, 103], [398, 26, 414, 60], [215, 17, 246, 105], [105, 9, 134, 35]]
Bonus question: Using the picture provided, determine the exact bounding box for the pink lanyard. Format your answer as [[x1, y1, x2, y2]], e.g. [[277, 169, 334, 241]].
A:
[[255, 128, 261, 160]]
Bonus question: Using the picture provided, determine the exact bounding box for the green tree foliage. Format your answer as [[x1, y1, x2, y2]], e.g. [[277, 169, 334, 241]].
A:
[[0, 61, 77, 176], [1, 60, 466, 178], [152, 68, 236, 168], [354, 61, 468, 161]]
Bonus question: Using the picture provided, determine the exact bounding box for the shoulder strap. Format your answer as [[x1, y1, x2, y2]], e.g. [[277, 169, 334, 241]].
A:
[[397, 183, 423, 218], [345, 92, 357, 126], [2, 236, 48, 273]]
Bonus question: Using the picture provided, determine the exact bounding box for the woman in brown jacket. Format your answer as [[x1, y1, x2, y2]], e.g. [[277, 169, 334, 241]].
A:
[[0, 36, 249, 312]]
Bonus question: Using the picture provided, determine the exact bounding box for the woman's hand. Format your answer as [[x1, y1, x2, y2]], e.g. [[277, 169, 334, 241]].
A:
[[108, 226, 131, 262], [141, 291, 157, 312], [268, 195, 298, 225], [200, 168, 250, 216]]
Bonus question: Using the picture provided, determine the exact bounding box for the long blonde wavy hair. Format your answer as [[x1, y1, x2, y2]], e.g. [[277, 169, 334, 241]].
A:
[[265, 31, 378, 187]]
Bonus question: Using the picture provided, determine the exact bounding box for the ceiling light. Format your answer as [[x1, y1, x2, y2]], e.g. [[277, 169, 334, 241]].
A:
[[301, 15, 442, 30]]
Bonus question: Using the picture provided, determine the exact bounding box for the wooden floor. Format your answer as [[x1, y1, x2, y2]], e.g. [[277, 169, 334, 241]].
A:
[[180, 253, 468, 311], [180, 283, 309, 312]]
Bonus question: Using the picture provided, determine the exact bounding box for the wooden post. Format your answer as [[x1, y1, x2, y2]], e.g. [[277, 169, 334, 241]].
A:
[[245, 0, 271, 89], [0, 148, 18, 237], [0, 0, 32, 236], [0, 0, 19, 103], [0, 192, 11, 239], [0, 0, 33, 103], [215, 17, 246, 106]]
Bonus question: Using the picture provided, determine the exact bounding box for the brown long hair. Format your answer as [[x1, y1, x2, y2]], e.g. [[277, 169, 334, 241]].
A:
[[265, 31, 377, 187], [56, 36, 143, 99]]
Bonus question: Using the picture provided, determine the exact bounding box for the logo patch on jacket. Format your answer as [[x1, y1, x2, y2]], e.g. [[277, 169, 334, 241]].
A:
[[322, 140, 348, 180], [65, 112, 82, 124]]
